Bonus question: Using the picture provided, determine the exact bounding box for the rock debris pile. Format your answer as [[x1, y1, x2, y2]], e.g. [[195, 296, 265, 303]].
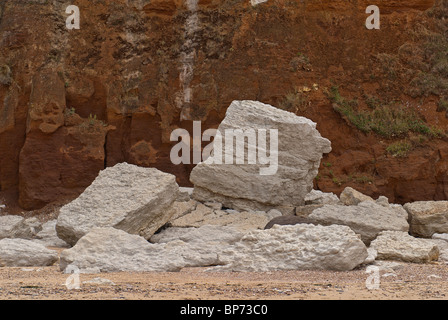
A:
[[1, 101, 448, 273]]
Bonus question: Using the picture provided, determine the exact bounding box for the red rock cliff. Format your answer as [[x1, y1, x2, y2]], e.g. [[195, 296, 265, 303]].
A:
[[1, 0, 447, 211]]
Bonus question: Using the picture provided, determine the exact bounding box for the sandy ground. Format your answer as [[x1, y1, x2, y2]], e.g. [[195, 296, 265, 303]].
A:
[[1, 257, 448, 300]]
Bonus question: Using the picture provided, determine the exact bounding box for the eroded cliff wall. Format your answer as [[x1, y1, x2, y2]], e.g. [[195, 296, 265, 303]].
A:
[[1, 0, 447, 210]]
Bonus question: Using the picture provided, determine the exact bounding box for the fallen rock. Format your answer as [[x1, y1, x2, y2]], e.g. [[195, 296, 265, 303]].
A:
[[432, 233, 448, 242], [150, 225, 244, 245], [370, 231, 439, 263], [389, 204, 409, 221], [430, 233, 448, 263], [178, 187, 194, 202], [403, 201, 448, 238], [204, 202, 223, 210], [8, 217, 42, 239], [168, 203, 214, 227], [190, 100, 331, 212], [0, 216, 43, 240], [168, 200, 198, 221], [0, 215, 24, 239], [60, 227, 229, 273], [56, 163, 180, 246], [151, 225, 245, 265], [212, 224, 368, 272], [33, 220, 70, 248], [375, 196, 390, 207], [308, 201, 409, 244], [339, 187, 374, 206], [430, 239, 448, 264], [168, 203, 281, 232], [295, 204, 324, 216], [60, 227, 185, 272], [304, 190, 340, 205], [0, 238, 58, 267]]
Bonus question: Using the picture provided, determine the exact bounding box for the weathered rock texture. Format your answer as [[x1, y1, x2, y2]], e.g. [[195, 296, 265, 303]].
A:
[[404, 201, 448, 238], [56, 163, 180, 245], [150, 225, 244, 245], [264, 215, 318, 230], [339, 187, 374, 206], [8, 217, 42, 239], [60, 226, 241, 273], [17, 69, 113, 210], [432, 233, 448, 242], [60, 227, 187, 273], [0, 238, 58, 267], [0, 215, 42, 240], [190, 100, 331, 211], [213, 224, 368, 271], [371, 231, 439, 263], [168, 202, 282, 232], [304, 190, 340, 205], [430, 236, 448, 264], [0, 215, 24, 239], [308, 201, 409, 244], [60, 224, 368, 273], [33, 220, 70, 248]]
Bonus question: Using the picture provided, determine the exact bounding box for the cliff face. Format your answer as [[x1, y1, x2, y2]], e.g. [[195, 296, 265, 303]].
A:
[[1, 0, 447, 211]]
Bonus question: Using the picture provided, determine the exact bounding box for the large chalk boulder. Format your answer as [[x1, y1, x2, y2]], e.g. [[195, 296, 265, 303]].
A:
[[0, 238, 58, 267], [404, 201, 448, 238], [212, 224, 368, 272], [60, 227, 184, 272], [308, 201, 409, 244], [190, 100, 331, 212], [371, 231, 439, 263], [60, 226, 241, 273], [56, 163, 180, 246]]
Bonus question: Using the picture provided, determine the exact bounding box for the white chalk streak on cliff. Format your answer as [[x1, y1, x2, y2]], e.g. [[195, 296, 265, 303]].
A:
[[176, 0, 199, 121]]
